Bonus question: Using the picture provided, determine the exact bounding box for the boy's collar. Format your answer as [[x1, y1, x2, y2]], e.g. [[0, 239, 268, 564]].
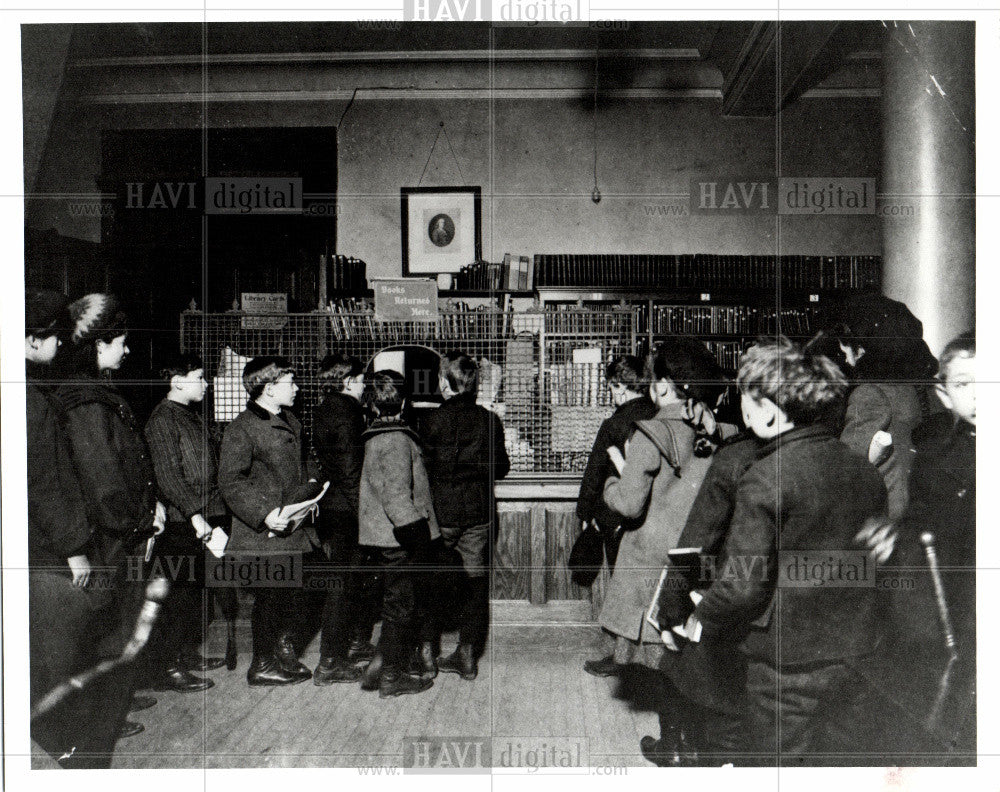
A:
[[247, 400, 284, 420], [755, 424, 830, 457]]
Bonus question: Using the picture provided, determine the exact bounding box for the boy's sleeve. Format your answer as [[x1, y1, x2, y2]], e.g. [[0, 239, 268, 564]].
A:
[[372, 435, 423, 528], [144, 412, 201, 519], [218, 421, 276, 532], [491, 412, 510, 481], [840, 386, 891, 461], [694, 466, 777, 636], [577, 419, 611, 522], [602, 431, 661, 520]]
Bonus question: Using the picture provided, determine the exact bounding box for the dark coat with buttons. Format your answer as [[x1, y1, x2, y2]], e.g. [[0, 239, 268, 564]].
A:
[[694, 425, 887, 668], [56, 379, 157, 568], [218, 401, 320, 553], [312, 391, 366, 524]]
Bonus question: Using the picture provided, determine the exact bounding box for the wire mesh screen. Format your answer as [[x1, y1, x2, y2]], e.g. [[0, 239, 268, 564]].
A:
[[180, 305, 638, 475]]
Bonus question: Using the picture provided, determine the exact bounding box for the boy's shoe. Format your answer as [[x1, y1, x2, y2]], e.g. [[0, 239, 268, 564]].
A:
[[180, 651, 226, 672], [379, 670, 433, 698], [348, 639, 377, 663], [411, 641, 438, 680], [359, 652, 384, 691], [582, 654, 621, 678], [247, 655, 307, 687], [314, 657, 363, 686], [639, 731, 698, 767], [149, 665, 214, 693], [128, 695, 157, 713], [275, 634, 312, 681], [118, 721, 144, 739], [437, 644, 477, 680]]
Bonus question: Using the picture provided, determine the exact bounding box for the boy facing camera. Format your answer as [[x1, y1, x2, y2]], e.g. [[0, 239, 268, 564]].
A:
[[358, 370, 440, 698], [893, 332, 976, 654], [689, 338, 887, 762]]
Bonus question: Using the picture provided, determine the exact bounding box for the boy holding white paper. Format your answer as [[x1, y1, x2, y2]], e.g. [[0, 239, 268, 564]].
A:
[[143, 352, 226, 692]]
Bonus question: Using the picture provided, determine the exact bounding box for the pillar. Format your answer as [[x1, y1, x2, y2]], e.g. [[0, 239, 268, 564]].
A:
[[881, 21, 975, 355]]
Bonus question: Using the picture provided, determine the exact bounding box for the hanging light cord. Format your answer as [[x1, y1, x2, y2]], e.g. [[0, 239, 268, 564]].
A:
[[592, 51, 600, 194]]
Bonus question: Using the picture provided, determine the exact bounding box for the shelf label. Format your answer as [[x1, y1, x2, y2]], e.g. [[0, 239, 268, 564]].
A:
[[700, 293, 711, 301], [241, 292, 288, 330], [809, 294, 820, 302]]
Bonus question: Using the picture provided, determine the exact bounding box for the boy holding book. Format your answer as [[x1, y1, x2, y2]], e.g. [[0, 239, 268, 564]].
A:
[[686, 338, 886, 762], [219, 356, 321, 687]]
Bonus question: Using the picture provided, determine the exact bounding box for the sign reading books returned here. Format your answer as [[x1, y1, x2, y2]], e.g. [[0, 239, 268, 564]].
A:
[[373, 278, 438, 322], [241, 292, 288, 330]]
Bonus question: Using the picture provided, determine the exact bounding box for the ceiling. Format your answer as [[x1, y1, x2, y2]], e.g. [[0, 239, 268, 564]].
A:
[[47, 21, 886, 116]]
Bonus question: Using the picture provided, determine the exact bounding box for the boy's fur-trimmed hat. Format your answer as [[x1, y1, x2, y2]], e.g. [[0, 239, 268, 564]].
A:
[[68, 293, 127, 343]]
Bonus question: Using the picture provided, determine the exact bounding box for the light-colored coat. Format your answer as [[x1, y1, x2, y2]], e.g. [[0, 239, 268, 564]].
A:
[[358, 419, 440, 548], [599, 402, 713, 643]]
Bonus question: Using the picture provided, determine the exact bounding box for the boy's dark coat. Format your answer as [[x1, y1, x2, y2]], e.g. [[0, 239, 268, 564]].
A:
[[219, 401, 319, 553], [420, 393, 510, 527], [695, 425, 887, 667]]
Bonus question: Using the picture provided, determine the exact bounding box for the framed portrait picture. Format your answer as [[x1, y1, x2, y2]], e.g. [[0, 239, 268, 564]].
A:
[[401, 186, 482, 276]]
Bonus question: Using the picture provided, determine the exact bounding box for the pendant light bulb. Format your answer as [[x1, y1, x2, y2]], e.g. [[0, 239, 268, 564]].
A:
[[592, 187, 601, 204]]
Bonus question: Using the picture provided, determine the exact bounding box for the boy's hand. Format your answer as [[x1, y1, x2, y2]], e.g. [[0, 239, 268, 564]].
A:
[[393, 518, 431, 553], [264, 507, 290, 532], [152, 501, 167, 535], [660, 629, 680, 651], [857, 516, 896, 563], [191, 514, 214, 543], [67, 554, 91, 587]]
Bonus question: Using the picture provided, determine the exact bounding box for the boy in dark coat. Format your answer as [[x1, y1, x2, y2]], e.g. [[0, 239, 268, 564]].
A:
[[358, 370, 439, 697], [893, 332, 976, 654], [687, 338, 887, 763], [419, 352, 510, 680], [143, 353, 226, 691], [312, 353, 368, 685], [578, 355, 657, 677], [218, 356, 321, 687], [645, 432, 760, 766], [26, 291, 101, 765]]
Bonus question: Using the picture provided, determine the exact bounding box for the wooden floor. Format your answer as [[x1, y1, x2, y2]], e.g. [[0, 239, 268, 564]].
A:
[[107, 631, 658, 770]]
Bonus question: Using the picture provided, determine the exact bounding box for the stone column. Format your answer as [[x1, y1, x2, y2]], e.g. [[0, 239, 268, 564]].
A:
[[881, 20, 975, 355]]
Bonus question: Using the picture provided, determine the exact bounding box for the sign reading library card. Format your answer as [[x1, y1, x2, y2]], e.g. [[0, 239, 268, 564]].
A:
[[374, 278, 438, 322], [241, 292, 288, 330]]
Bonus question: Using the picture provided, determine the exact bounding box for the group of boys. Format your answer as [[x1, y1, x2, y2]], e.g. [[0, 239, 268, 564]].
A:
[[580, 334, 976, 766]]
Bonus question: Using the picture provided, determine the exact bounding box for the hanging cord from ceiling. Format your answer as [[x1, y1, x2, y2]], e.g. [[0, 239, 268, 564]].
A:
[[591, 48, 601, 204], [418, 121, 468, 186]]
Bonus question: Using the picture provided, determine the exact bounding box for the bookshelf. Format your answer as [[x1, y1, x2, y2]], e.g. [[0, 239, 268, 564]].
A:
[[534, 253, 882, 371]]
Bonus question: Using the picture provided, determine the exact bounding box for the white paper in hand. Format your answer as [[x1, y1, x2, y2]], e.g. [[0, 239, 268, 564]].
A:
[[207, 527, 229, 559]]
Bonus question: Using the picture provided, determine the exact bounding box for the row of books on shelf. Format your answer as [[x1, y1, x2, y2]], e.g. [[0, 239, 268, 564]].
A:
[[544, 310, 634, 336], [546, 363, 610, 407], [704, 340, 755, 372], [322, 255, 367, 292], [533, 254, 881, 290], [454, 255, 535, 291], [649, 305, 819, 336]]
